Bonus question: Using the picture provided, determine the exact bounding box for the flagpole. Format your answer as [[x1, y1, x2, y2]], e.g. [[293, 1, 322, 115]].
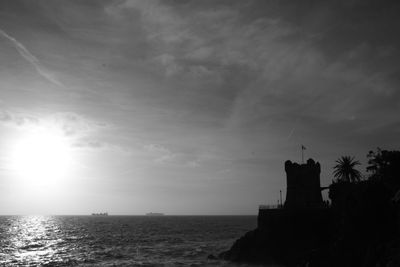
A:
[[301, 145, 306, 164], [302, 146, 304, 164]]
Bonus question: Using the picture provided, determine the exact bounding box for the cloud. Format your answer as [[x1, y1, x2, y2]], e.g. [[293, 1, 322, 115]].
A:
[[152, 53, 183, 77], [0, 110, 101, 133], [0, 28, 64, 87], [73, 139, 104, 148], [101, 0, 400, 154], [50, 112, 108, 137], [143, 144, 177, 163], [0, 109, 115, 151], [72, 138, 130, 154], [0, 110, 39, 126], [142, 143, 201, 167], [105, 1, 323, 87]]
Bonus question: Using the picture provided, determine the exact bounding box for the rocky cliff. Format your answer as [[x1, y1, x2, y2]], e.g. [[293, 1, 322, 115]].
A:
[[220, 180, 400, 266]]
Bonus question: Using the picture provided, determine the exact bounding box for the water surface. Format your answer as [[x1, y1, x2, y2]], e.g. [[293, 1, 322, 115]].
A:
[[0, 215, 256, 266]]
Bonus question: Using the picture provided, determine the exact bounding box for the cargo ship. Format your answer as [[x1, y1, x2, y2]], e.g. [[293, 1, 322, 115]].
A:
[[91, 212, 108, 216]]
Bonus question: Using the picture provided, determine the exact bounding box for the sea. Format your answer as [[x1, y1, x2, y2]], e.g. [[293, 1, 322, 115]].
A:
[[0, 215, 257, 266]]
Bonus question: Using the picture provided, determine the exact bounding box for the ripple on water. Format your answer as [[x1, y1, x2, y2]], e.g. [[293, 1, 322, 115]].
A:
[[0, 215, 256, 266]]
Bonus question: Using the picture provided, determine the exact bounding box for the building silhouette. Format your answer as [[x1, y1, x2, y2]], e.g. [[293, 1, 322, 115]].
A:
[[284, 158, 324, 209], [258, 158, 329, 230]]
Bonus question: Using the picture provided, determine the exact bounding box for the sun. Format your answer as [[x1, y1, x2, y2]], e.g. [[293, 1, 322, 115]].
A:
[[10, 128, 72, 186]]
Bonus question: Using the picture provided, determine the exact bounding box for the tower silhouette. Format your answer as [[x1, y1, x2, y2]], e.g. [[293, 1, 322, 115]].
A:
[[284, 158, 323, 209]]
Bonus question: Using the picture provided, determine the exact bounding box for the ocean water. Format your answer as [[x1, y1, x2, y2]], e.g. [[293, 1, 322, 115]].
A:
[[0, 215, 256, 266]]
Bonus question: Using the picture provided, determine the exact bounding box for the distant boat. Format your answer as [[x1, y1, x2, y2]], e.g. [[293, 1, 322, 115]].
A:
[[91, 212, 108, 216], [145, 212, 164, 216]]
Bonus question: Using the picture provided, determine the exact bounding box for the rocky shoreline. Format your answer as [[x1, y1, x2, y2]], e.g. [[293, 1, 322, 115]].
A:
[[219, 209, 331, 266], [219, 180, 400, 266]]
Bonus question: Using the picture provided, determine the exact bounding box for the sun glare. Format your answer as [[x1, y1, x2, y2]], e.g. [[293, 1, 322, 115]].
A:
[[10, 128, 72, 186]]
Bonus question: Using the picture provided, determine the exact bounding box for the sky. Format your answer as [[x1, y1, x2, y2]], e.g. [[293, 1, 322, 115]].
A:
[[0, 0, 399, 215]]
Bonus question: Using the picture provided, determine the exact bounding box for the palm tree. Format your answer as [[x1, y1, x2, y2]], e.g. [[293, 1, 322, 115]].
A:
[[333, 156, 362, 183]]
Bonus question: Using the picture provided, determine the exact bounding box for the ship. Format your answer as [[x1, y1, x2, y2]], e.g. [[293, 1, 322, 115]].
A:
[[145, 212, 165, 216], [91, 212, 108, 216]]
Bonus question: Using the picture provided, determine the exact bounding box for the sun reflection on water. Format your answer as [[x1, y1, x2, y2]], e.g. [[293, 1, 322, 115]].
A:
[[1, 216, 64, 265], [0, 215, 255, 266]]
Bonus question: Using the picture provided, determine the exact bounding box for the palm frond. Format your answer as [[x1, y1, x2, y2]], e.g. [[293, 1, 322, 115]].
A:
[[332, 156, 362, 183]]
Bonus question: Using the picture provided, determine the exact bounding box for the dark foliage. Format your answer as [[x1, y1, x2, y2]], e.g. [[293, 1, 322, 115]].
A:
[[325, 179, 398, 266], [333, 156, 362, 183], [367, 148, 400, 194], [222, 150, 400, 266]]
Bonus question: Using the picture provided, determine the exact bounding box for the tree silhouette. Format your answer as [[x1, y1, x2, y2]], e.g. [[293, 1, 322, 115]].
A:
[[367, 148, 400, 193], [333, 156, 361, 183]]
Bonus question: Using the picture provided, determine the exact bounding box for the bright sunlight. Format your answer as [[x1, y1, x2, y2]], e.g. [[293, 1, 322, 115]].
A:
[[10, 127, 72, 186]]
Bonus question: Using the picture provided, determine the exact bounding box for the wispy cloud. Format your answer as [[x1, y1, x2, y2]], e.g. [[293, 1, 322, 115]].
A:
[[142, 143, 202, 167], [143, 144, 178, 163], [0, 110, 103, 134], [0, 28, 64, 87], [0, 109, 117, 152], [0, 110, 39, 126]]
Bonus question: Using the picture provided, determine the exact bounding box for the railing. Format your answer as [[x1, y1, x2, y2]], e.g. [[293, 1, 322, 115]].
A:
[[260, 202, 331, 210], [259, 204, 283, 210]]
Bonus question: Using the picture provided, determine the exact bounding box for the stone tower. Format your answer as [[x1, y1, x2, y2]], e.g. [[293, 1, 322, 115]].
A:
[[284, 158, 323, 209]]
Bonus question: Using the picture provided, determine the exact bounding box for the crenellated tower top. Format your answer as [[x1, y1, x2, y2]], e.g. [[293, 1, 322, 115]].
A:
[[284, 158, 323, 209]]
